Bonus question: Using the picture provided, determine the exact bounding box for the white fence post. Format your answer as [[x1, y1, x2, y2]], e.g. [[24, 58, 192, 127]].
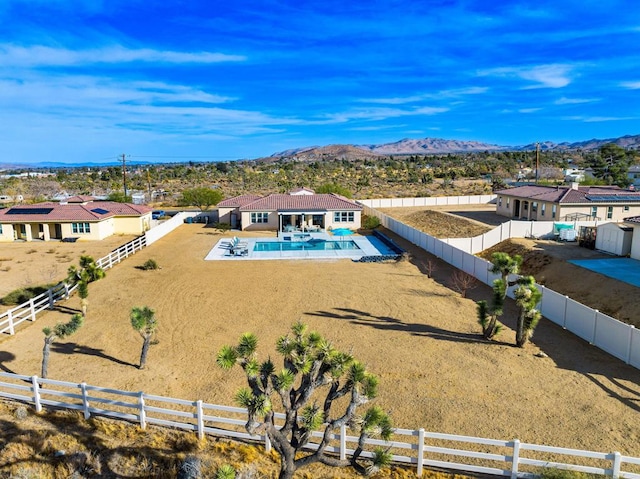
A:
[[31, 375, 42, 413], [612, 451, 622, 479], [591, 310, 599, 345], [563, 296, 569, 328], [627, 326, 635, 365], [139, 392, 146, 429], [265, 432, 271, 453], [196, 400, 204, 440], [417, 428, 425, 477], [511, 439, 520, 479], [340, 423, 347, 461], [29, 298, 36, 321], [81, 382, 91, 419], [8, 310, 14, 335]]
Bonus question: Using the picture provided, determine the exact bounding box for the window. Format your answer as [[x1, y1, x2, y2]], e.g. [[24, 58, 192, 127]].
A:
[[0, 224, 2, 234], [334, 211, 354, 222], [250, 212, 268, 224], [624, 205, 630, 211], [498, 197, 502, 207], [72, 222, 91, 234], [591, 206, 597, 218], [506, 198, 510, 208], [532, 202, 538, 213], [552, 204, 557, 219], [541, 204, 546, 216], [607, 206, 613, 219]]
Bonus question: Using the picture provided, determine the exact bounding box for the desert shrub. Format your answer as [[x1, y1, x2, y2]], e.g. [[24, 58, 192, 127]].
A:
[[539, 468, 598, 479], [1, 285, 54, 305], [362, 215, 381, 230], [141, 259, 159, 271], [213, 222, 231, 231]]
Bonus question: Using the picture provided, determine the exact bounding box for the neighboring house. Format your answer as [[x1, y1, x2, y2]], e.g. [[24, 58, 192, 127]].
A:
[[217, 189, 363, 232], [623, 216, 640, 260], [495, 184, 640, 221], [628, 165, 640, 189], [0, 196, 152, 242]]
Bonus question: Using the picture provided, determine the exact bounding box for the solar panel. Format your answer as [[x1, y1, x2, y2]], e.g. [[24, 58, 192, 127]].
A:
[[587, 195, 640, 202], [6, 207, 54, 215], [91, 208, 110, 215]]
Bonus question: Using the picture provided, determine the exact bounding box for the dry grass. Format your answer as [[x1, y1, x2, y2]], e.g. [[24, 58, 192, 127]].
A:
[[0, 401, 444, 478]]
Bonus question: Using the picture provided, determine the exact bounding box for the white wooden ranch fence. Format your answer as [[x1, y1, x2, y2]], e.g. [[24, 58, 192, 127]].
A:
[[0, 211, 195, 336], [0, 372, 638, 479], [360, 201, 640, 370]]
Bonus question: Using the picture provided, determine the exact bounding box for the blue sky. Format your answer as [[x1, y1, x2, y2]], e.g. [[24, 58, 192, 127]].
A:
[[1, 0, 639, 164]]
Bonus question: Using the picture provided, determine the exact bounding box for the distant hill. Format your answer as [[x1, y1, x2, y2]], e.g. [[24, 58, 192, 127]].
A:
[[268, 134, 640, 159]]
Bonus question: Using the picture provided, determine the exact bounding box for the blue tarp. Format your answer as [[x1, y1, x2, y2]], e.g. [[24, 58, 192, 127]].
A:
[[568, 258, 640, 288]]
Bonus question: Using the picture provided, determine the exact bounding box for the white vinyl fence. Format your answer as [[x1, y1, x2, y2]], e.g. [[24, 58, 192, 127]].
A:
[[0, 212, 196, 336], [361, 203, 640, 370], [359, 195, 497, 208], [0, 372, 638, 479]]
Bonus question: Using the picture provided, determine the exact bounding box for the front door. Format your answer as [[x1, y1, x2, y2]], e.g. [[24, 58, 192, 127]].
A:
[[514, 200, 521, 218]]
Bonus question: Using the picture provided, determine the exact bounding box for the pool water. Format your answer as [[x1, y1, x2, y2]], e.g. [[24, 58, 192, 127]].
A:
[[254, 239, 360, 252]]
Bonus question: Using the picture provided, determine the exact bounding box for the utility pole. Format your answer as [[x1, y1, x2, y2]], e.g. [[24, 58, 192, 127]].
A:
[[535, 142, 540, 184], [147, 168, 152, 203], [121, 153, 128, 200]]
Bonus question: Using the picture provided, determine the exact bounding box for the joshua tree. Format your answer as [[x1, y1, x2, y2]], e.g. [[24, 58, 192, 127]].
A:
[[514, 276, 542, 347], [130, 306, 157, 369], [41, 314, 84, 379], [477, 252, 522, 339], [217, 321, 393, 479], [77, 280, 89, 316], [67, 255, 105, 285]]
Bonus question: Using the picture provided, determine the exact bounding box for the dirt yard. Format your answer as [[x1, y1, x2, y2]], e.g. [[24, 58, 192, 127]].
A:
[[0, 224, 638, 466], [0, 235, 139, 302]]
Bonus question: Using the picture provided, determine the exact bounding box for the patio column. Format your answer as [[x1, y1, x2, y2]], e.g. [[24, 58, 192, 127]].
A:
[[42, 224, 51, 241], [25, 224, 33, 241]]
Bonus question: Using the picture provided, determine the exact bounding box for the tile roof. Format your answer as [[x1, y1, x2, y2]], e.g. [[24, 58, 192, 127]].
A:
[[624, 216, 640, 224], [238, 193, 362, 212], [0, 200, 151, 223], [217, 195, 262, 208], [495, 185, 640, 204], [65, 195, 96, 203]]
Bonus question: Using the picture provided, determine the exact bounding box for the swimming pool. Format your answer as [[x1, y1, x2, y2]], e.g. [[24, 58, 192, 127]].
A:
[[254, 239, 360, 252]]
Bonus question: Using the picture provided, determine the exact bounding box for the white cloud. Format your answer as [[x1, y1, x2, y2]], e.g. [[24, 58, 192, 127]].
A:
[[565, 115, 636, 122], [325, 106, 448, 123], [518, 108, 542, 113], [620, 81, 640, 89], [359, 86, 488, 105], [0, 44, 246, 67], [479, 64, 574, 88], [555, 97, 599, 105]]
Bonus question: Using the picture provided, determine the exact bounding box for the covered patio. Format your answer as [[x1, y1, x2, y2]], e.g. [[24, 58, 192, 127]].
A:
[[278, 211, 326, 234]]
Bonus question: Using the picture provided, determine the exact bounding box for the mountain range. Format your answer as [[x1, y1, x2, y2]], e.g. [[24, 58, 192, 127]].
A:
[[2, 134, 638, 169], [268, 134, 640, 159]]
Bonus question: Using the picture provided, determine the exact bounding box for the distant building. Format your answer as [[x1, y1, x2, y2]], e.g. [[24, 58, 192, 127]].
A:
[[217, 188, 362, 232], [495, 184, 640, 221], [0, 196, 152, 242]]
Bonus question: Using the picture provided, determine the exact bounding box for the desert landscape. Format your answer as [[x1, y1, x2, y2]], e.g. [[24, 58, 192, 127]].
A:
[[0, 220, 638, 472]]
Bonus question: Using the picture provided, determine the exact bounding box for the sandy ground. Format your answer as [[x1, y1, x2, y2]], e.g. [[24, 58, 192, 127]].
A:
[[0, 235, 139, 301], [0, 224, 638, 463]]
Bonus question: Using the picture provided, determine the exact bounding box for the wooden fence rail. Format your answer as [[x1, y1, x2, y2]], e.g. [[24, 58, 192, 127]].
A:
[[0, 372, 637, 479]]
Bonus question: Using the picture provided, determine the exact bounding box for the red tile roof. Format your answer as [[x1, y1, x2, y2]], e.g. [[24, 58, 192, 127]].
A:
[[495, 185, 640, 204], [65, 195, 96, 203], [239, 193, 362, 212], [0, 201, 151, 223], [624, 216, 640, 224], [217, 195, 262, 208]]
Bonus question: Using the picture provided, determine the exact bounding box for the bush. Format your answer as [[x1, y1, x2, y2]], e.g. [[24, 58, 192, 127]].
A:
[[213, 222, 231, 231], [362, 215, 381, 230], [141, 259, 159, 271], [1, 285, 54, 305]]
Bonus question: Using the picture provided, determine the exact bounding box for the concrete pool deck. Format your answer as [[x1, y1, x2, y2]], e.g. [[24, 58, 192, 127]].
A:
[[567, 257, 640, 288], [204, 234, 387, 261]]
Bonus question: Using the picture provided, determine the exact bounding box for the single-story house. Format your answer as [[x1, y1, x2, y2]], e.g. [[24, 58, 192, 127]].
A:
[[495, 183, 640, 222], [623, 216, 640, 260], [217, 189, 363, 232], [0, 196, 152, 242]]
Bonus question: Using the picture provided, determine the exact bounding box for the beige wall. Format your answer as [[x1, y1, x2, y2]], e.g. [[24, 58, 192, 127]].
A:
[[218, 207, 235, 224], [325, 210, 362, 230], [240, 211, 279, 231], [113, 214, 150, 235], [0, 223, 14, 242]]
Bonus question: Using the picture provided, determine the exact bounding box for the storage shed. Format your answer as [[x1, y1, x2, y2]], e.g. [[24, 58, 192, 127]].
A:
[[595, 222, 633, 256]]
